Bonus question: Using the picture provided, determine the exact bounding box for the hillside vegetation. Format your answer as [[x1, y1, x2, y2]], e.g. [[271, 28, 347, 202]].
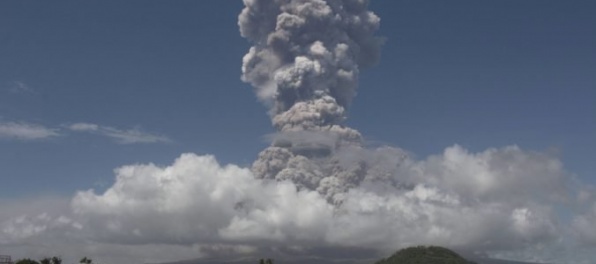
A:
[[375, 246, 476, 264]]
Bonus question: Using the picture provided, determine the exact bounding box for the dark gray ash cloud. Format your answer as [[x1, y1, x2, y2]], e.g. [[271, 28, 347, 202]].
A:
[[1, 1, 594, 264], [240, 0, 395, 203]]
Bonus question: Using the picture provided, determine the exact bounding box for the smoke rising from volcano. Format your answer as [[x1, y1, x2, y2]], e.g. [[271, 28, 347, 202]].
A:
[[65, 0, 573, 255], [240, 0, 383, 111], [2, 1, 593, 264], [240, 0, 395, 203]]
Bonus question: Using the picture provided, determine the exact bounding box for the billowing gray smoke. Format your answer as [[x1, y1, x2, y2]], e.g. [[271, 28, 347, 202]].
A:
[[239, 0, 399, 203], [0, 2, 584, 263]]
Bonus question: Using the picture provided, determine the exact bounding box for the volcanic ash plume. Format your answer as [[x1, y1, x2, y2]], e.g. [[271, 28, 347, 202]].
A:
[[239, 0, 398, 203]]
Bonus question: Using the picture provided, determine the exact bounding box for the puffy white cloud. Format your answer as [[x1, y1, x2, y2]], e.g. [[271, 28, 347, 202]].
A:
[[67, 122, 171, 144], [0, 121, 60, 140], [68, 145, 568, 255], [405, 145, 569, 203], [0, 144, 589, 263], [1, 0, 586, 263], [572, 198, 596, 246], [0, 198, 81, 260], [2, 214, 72, 241], [72, 153, 333, 246], [0, 197, 210, 264]]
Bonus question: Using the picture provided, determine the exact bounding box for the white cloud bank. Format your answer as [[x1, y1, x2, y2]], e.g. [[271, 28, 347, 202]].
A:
[[0, 122, 60, 140], [572, 200, 596, 246], [71, 145, 567, 252], [67, 122, 171, 144], [2, 145, 594, 264]]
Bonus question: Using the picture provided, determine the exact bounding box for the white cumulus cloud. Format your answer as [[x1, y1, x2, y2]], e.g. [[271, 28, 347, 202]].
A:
[[572, 197, 596, 246], [1, 146, 592, 264], [69, 145, 571, 254]]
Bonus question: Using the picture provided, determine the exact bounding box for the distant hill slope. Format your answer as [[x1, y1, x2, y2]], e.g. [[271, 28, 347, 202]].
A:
[[375, 246, 476, 264], [468, 258, 548, 264], [156, 245, 546, 264]]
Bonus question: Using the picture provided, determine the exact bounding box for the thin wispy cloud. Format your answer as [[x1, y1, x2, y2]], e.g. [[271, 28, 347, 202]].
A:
[[67, 122, 172, 144], [0, 121, 60, 140], [6, 81, 35, 94], [69, 123, 99, 131]]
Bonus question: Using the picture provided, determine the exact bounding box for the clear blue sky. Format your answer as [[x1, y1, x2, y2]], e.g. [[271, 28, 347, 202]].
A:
[[1, 0, 593, 197]]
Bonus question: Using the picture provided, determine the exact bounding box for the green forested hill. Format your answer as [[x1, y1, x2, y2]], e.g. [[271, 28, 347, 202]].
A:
[[375, 246, 476, 264], [158, 245, 545, 264]]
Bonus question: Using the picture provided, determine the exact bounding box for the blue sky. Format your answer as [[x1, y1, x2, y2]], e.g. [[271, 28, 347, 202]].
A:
[[1, 1, 265, 196], [0, 1, 595, 263], [1, 0, 594, 197], [0, 1, 596, 197]]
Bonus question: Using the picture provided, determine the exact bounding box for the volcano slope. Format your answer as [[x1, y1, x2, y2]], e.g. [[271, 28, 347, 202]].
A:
[[375, 246, 476, 264]]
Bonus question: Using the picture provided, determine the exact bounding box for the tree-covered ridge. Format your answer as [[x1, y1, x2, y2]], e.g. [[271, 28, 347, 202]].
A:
[[13, 256, 92, 264], [375, 246, 477, 264]]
